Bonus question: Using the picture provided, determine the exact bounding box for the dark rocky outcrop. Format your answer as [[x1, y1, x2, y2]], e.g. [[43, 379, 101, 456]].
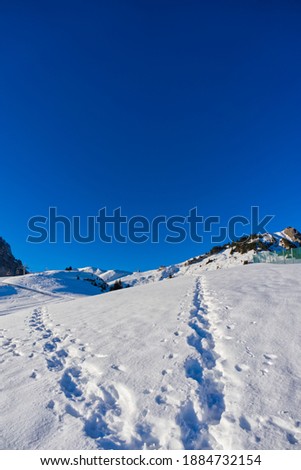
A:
[[0, 237, 25, 276]]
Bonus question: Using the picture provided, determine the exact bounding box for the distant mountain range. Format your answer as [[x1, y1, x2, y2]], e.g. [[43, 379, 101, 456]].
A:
[[184, 226, 301, 268], [1, 226, 300, 279]]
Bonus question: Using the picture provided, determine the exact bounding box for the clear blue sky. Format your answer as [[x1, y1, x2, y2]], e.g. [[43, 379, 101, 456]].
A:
[[1, 0, 301, 272]]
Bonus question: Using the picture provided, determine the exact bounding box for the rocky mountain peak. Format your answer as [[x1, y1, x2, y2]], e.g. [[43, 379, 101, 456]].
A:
[[0, 237, 25, 276]]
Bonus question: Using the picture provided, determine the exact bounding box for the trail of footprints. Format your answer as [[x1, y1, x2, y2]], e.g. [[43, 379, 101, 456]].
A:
[[202, 292, 300, 448], [172, 278, 225, 449], [28, 307, 121, 445], [260, 353, 278, 376], [27, 306, 159, 449], [28, 307, 66, 372], [26, 281, 226, 450], [216, 305, 278, 379]]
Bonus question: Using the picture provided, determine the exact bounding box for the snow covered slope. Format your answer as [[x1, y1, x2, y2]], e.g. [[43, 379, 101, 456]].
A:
[[203, 265, 301, 449], [0, 271, 108, 316], [115, 227, 301, 288], [1, 264, 301, 450]]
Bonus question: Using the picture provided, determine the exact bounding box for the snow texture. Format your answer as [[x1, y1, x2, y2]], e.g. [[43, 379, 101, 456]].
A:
[[1, 263, 301, 449]]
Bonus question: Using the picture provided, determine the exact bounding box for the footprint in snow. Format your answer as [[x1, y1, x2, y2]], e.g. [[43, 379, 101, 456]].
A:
[[46, 400, 55, 410], [2, 338, 12, 348], [263, 360, 273, 366], [239, 415, 252, 432], [60, 368, 83, 399], [57, 349, 68, 358], [111, 364, 126, 372], [155, 395, 166, 405], [44, 342, 57, 352], [174, 331, 183, 337], [65, 403, 81, 418], [263, 353, 278, 361], [235, 364, 249, 373], [42, 330, 52, 339], [46, 356, 64, 372], [287, 433, 298, 445], [246, 347, 254, 358], [30, 370, 38, 379], [224, 413, 236, 423], [168, 353, 178, 359]]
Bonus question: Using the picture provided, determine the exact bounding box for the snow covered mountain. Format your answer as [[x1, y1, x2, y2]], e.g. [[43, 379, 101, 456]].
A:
[[1, 226, 299, 289], [180, 226, 301, 273], [116, 227, 301, 288], [77, 266, 132, 283], [1, 228, 301, 450]]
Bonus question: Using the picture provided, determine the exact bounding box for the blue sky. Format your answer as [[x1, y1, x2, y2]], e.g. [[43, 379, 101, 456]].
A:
[[1, 0, 301, 272]]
